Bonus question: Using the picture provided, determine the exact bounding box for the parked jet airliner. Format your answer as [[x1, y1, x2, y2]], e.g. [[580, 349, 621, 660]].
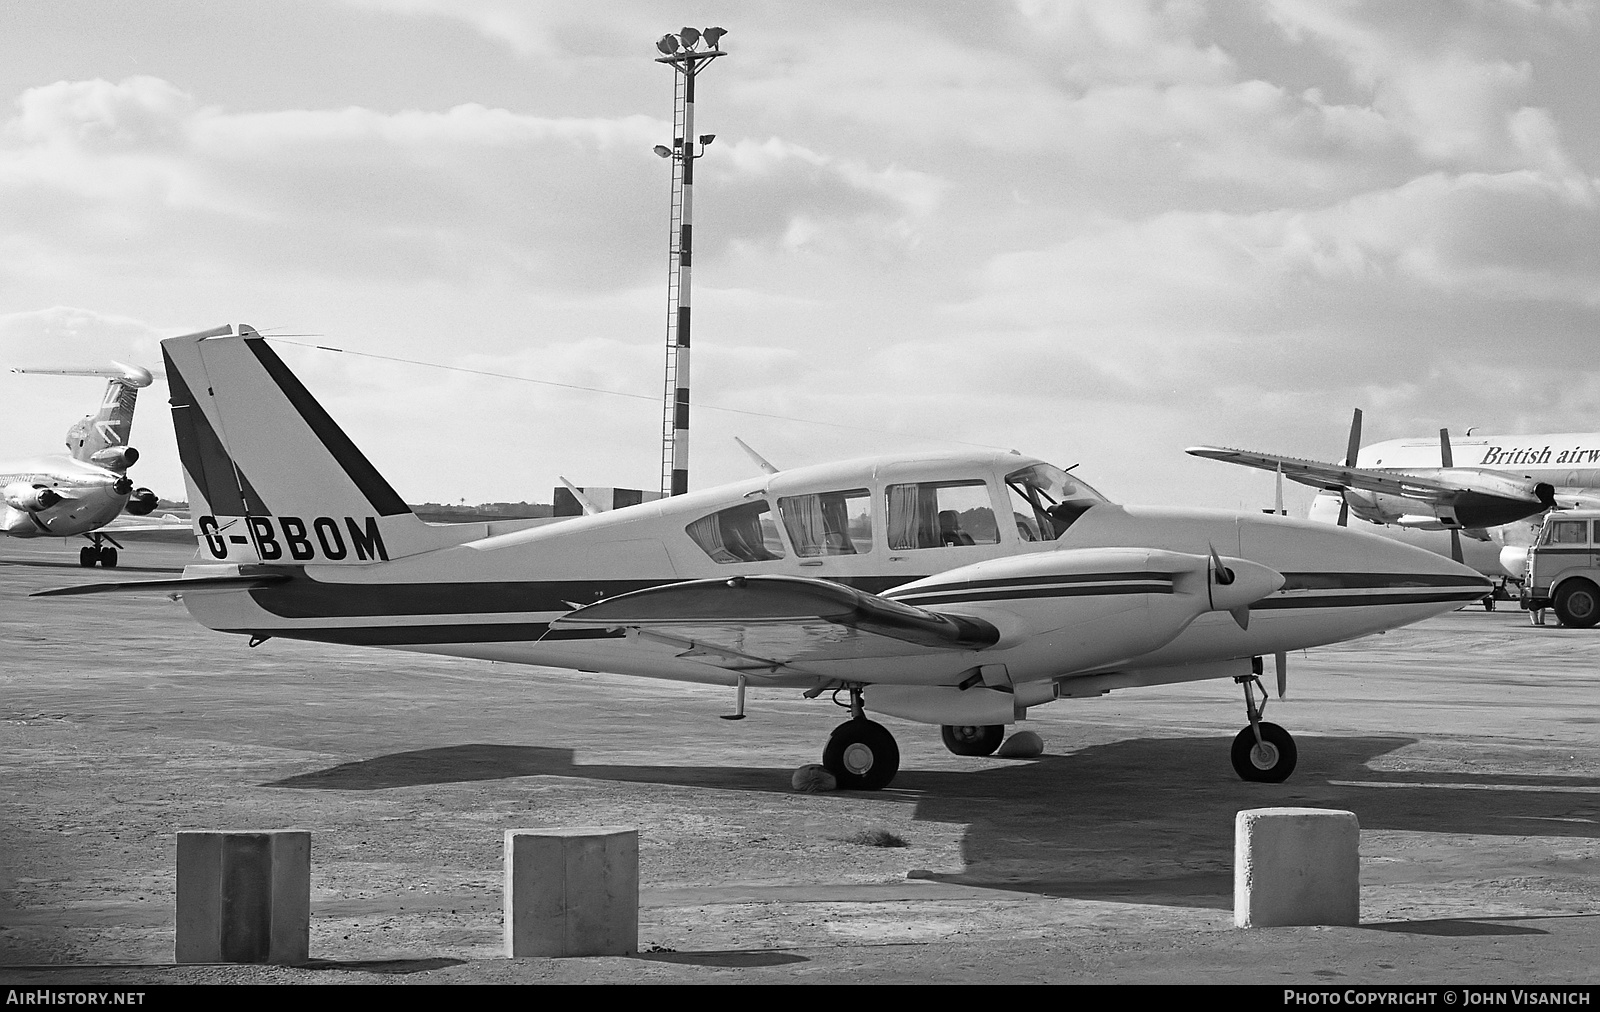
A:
[[45, 326, 1491, 789], [2, 363, 178, 567]]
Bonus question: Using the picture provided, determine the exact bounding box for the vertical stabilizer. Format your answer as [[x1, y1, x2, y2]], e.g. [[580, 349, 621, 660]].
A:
[[161, 325, 453, 565], [11, 363, 154, 464]]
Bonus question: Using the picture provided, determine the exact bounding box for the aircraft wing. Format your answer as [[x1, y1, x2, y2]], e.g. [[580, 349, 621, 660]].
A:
[[1187, 446, 1482, 503], [548, 575, 999, 673]]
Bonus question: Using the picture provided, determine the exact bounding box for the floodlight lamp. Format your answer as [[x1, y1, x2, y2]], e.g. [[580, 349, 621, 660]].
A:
[[703, 27, 726, 49], [699, 134, 715, 145], [679, 26, 700, 48], [656, 34, 680, 55], [653, 145, 673, 158]]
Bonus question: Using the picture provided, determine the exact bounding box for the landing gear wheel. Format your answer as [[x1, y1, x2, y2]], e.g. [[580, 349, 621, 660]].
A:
[[1231, 722, 1297, 783], [79, 547, 96, 568], [941, 724, 1004, 757], [99, 547, 117, 568], [1553, 580, 1600, 628], [822, 719, 900, 790], [1483, 596, 1496, 612]]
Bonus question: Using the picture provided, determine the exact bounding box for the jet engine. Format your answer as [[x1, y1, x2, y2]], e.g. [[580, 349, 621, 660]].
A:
[[125, 487, 159, 515], [89, 445, 139, 471], [2, 483, 63, 511]]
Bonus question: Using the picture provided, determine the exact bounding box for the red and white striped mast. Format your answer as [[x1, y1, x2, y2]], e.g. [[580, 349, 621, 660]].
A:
[[654, 26, 726, 497]]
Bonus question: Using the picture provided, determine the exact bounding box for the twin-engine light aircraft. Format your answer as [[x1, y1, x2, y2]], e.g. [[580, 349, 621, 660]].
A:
[[2, 363, 171, 567], [45, 326, 1492, 790]]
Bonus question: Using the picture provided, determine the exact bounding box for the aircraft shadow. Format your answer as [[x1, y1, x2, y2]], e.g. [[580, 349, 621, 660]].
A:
[[264, 735, 1600, 911]]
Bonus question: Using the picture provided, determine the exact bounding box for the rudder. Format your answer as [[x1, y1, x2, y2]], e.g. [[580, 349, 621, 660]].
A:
[[163, 324, 452, 565]]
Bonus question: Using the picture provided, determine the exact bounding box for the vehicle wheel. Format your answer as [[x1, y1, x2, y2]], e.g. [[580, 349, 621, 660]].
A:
[[100, 547, 118, 568], [1483, 596, 1496, 612], [822, 719, 900, 790], [79, 547, 96, 568], [1553, 581, 1600, 628], [941, 723, 1005, 757], [1230, 722, 1297, 783]]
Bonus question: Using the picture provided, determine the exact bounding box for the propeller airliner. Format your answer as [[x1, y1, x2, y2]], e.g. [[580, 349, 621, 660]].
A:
[[44, 326, 1492, 789], [1189, 409, 1600, 579]]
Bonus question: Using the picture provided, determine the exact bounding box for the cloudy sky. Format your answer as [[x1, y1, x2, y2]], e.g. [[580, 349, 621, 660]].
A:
[[2, 1, 1596, 514]]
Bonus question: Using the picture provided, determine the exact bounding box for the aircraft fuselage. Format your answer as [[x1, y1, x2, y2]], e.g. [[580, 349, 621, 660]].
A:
[[1, 455, 131, 538]]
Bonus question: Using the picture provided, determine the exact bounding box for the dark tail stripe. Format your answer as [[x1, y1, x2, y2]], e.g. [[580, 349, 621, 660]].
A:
[[244, 337, 411, 517], [165, 346, 271, 516]]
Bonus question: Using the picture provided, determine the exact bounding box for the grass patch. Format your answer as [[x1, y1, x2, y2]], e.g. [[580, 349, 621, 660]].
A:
[[843, 828, 908, 848]]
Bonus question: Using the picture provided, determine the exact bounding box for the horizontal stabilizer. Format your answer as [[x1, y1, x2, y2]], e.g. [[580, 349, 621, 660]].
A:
[[33, 573, 291, 598], [12, 362, 153, 387]]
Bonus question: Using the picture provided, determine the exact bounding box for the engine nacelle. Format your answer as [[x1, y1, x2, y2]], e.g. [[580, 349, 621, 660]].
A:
[[125, 488, 159, 516], [2, 482, 62, 511], [89, 445, 139, 471]]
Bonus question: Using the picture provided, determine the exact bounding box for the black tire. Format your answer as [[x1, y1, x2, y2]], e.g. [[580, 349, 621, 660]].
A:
[[940, 724, 1005, 757], [79, 547, 96, 568], [1230, 722, 1297, 783], [822, 719, 900, 790], [1553, 580, 1600, 629], [1483, 596, 1496, 612], [100, 547, 118, 568]]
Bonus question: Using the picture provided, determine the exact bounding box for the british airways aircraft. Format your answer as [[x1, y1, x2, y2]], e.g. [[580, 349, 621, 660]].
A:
[[1, 364, 175, 567], [1189, 409, 1600, 580], [45, 326, 1491, 789]]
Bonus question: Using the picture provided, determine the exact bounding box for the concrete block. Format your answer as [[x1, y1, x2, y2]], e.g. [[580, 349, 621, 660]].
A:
[[176, 830, 310, 963], [1234, 808, 1359, 928], [504, 827, 638, 957]]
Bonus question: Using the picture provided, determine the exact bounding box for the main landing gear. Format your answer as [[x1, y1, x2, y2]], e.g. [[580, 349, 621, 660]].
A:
[[940, 723, 1004, 757], [820, 685, 900, 790], [1231, 668, 1297, 783], [78, 533, 122, 568]]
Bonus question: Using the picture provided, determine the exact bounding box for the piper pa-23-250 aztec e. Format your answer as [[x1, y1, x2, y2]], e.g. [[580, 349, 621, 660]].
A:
[[42, 325, 1492, 790]]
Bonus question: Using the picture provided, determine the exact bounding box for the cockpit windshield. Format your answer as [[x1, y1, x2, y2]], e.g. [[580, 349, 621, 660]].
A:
[[1005, 463, 1107, 541]]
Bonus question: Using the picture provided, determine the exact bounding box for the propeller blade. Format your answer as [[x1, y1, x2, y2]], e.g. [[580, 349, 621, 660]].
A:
[[1344, 408, 1363, 468], [1450, 528, 1464, 565], [1209, 543, 1235, 585], [1337, 494, 1349, 527], [1230, 606, 1250, 630], [1439, 427, 1454, 468], [1275, 462, 1285, 516], [1275, 651, 1287, 698]]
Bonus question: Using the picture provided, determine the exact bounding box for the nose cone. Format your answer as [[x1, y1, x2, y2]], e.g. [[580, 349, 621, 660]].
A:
[[1499, 545, 1529, 579]]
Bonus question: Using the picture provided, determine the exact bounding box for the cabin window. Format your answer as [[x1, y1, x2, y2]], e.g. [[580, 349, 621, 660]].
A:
[[885, 480, 999, 550], [1005, 463, 1106, 539], [1546, 520, 1590, 546], [686, 500, 787, 563], [777, 488, 873, 556]]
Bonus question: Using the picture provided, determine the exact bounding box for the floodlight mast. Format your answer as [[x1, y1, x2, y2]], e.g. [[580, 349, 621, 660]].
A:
[[654, 28, 726, 497]]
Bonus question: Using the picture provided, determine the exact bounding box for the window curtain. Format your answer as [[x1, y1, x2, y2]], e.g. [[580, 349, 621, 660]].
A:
[[781, 494, 827, 557]]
